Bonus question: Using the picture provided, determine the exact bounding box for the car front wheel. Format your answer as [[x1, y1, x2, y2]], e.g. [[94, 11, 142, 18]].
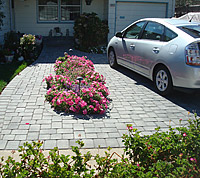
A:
[[108, 49, 118, 68], [154, 66, 173, 96]]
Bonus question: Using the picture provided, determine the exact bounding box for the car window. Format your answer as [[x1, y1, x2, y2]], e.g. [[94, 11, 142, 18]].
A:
[[178, 25, 200, 38], [163, 28, 178, 42], [123, 21, 146, 39], [141, 22, 164, 41]]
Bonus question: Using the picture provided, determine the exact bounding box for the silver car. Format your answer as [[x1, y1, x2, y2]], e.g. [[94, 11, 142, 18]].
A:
[[107, 18, 200, 95]]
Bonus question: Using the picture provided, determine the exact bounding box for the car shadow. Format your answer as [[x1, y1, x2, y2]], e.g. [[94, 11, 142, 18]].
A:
[[114, 65, 200, 116]]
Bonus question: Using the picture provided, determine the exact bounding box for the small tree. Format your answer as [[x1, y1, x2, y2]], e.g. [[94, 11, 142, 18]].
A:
[[0, 0, 5, 30], [176, 0, 199, 7]]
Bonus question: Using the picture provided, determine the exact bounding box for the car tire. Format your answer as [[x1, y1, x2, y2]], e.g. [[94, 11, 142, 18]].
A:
[[108, 49, 118, 68], [154, 66, 173, 96]]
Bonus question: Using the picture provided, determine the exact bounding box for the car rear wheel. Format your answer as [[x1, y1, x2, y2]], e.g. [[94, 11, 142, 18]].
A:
[[154, 66, 173, 96], [108, 49, 118, 68]]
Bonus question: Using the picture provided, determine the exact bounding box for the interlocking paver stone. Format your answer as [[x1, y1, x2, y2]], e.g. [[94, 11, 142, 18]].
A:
[[0, 141, 7, 149], [57, 140, 69, 149], [15, 135, 27, 140], [3, 135, 15, 140], [6, 141, 20, 150], [0, 37, 200, 150], [27, 132, 39, 140]]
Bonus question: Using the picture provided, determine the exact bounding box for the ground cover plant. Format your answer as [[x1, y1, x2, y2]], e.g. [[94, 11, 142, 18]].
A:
[[0, 61, 31, 93], [0, 114, 199, 177], [43, 54, 110, 115]]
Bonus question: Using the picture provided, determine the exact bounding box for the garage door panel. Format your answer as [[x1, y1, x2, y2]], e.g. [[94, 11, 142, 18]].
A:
[[116, 2, 167, 32]]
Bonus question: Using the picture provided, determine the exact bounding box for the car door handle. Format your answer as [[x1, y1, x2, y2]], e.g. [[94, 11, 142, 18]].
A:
[[153, 47, 160, 54], [130, 44, 135, 50]]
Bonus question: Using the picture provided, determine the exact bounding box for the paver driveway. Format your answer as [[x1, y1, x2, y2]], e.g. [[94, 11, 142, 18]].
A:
[[0, 37, 200, 150]]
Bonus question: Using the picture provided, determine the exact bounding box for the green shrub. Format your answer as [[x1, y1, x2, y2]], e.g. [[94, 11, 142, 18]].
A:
[[123, 114, 200, 177], [0, 114, 199, 177], [20, 34, 36, 60], [4, 31, 21, 52], [74, 12, 109, 52]]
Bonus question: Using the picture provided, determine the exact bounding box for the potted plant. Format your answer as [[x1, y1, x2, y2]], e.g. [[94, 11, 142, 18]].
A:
[[3, 49, 14, 62]]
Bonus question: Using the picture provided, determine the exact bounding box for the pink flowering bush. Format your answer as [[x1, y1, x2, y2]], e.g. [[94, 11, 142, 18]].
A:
[[122, 113, 200, 177], [43, 54, 110, 115]]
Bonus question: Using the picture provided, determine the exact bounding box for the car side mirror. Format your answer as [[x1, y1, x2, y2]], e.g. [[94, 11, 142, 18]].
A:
[[115, 32, 123, 38]]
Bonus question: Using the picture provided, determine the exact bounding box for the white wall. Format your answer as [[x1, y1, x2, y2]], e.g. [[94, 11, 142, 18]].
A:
[[14, 0, 107, 37], [14, 0, 73, 36], [108, 0, 175, 40], [0, 0, 11, 45]]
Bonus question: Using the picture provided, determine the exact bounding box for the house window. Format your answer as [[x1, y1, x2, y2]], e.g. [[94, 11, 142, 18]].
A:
[[38, 0, 80, 22], [61, 0, 80, 21], [38, 0, 58, 21]]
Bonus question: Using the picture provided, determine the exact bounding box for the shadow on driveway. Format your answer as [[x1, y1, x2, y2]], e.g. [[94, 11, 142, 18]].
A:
[[114, 65, 200, 117]]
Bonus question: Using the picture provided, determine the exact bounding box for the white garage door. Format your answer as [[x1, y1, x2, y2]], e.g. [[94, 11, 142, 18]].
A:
[[116, 2, 167, 32]]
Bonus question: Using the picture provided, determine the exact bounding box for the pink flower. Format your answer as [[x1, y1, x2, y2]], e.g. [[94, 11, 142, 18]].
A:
[[83, 109, 87, 115], [100, 110, 105, 114], [89, 92, 93, 97], [56, 99, 61, 105], [190, 158, 194, 161], [89, 105, 94, 109], [137, 164, 139, 167], [68, 100, 74, 106], [80, 100, 87, 108], [183, 133, 187, 137], [127, 126, 133, 130], [47, 88, 52, 95], [69, 106, 76, 112]]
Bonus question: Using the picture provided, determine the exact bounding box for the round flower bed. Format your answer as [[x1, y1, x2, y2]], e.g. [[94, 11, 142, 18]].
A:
[[43, 54, 110, 115]]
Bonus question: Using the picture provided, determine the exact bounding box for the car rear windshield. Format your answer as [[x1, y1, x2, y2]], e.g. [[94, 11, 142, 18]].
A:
[[178, 25, 200, 38]]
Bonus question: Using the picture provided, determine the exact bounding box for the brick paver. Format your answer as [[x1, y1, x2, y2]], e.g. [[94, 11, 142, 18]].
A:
[[0, 37, 200, 150]]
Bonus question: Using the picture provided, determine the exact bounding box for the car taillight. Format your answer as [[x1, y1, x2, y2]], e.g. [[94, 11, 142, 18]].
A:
[[185, 42, 200, 66]]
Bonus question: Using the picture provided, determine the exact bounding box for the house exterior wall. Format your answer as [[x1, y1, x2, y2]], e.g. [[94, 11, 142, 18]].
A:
[[0, 0, 11, 44], [14, 0, 107, 37], [108, 0, 175, 40]]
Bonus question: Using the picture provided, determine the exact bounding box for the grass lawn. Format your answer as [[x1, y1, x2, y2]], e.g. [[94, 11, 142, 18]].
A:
[[0, 61, 31, 94]]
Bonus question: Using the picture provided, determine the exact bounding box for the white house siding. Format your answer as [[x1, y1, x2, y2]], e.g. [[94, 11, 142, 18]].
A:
[[0, 0, 11, 45], [108, 0, 175, 40], [14, 0, 107, 37]]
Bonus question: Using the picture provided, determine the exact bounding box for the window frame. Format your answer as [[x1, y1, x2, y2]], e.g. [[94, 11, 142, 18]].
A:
[[37, 0, 81, 23]]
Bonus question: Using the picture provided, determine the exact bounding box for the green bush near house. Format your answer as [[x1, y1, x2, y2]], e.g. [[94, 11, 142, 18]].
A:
[[4, 31, 21, 52], [0, 114, 199, 177], [74, 12, 109, 53]]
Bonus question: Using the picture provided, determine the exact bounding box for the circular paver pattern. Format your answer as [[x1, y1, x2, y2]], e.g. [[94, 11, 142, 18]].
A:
[[0, 37, 200, 150]]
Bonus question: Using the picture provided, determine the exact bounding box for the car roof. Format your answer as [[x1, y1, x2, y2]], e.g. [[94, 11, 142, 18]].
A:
[[141, 18, 199, 26]]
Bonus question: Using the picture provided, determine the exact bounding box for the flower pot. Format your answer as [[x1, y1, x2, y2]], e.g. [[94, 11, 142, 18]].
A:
[[5, 55, 14, 63]]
